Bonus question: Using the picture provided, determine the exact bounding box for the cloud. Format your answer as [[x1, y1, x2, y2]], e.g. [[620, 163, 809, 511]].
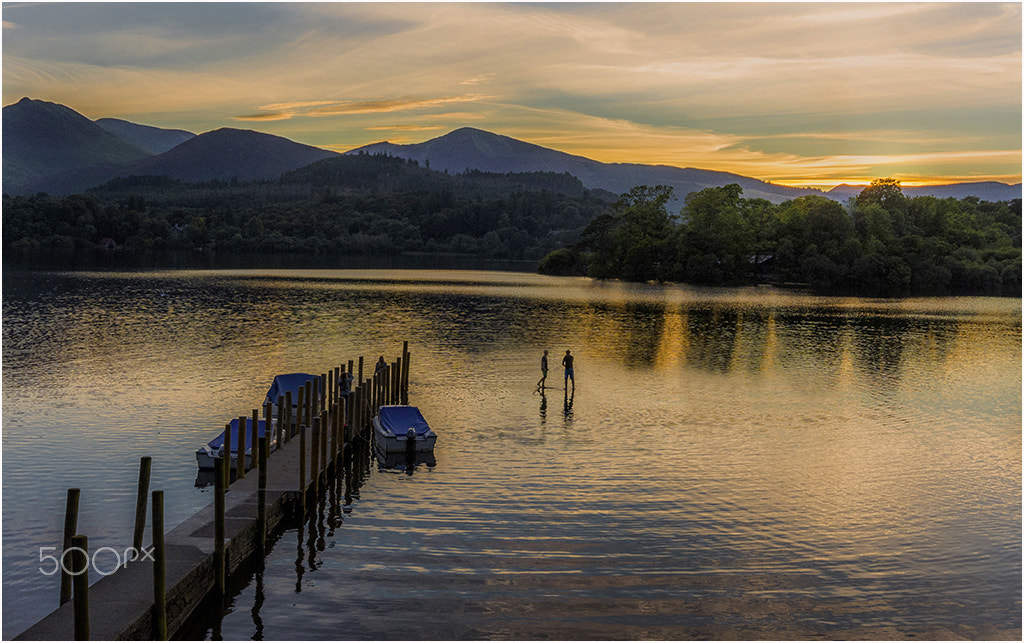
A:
[[307, 95, 491, 116], [365, 125, 446, 133]]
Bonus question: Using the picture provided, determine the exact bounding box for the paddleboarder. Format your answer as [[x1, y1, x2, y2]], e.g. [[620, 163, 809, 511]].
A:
[[536, 350, 549, 390], [562, 349, 575, 391]]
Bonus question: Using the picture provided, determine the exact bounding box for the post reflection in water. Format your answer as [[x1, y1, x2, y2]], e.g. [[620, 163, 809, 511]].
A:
[[1, 270, 1019, 640]]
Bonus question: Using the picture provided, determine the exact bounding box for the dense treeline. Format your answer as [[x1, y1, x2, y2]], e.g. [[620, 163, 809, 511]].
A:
[[2, 153, 612, 261], [539, 180, 1022, 297]]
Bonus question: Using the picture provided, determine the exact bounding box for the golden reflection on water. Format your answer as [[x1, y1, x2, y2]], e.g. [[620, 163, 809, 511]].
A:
[[2, 269, 1021, 639]]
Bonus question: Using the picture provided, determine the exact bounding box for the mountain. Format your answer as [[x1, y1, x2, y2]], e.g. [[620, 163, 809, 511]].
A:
[[95, 118, 195, 155], [16, 127, 340, 195], [828, 182, 1021, 202], [123, 128, 338, 183], [350, 127, 1023, 205], [2, 97, 150, 192], [348, 127, 820, 205]]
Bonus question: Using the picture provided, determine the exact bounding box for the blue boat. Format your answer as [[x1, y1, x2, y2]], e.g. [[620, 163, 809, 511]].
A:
[[195, 417, 271, 470], [373, 405, 438, 453], [264, 372, 318, 410]]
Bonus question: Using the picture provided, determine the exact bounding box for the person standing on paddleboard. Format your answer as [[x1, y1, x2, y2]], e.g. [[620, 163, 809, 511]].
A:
[[536, 350, 549, 391], [562, 349, 575, 392]]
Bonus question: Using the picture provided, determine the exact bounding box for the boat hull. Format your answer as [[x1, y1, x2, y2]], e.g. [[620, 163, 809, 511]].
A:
[[373, 405, 437, 453]]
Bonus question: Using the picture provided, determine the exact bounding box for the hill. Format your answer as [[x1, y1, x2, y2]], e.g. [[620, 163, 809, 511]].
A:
[[95, 118, 195, 154], [2, 97, 150, 192], [828, 181, 1022, 203], [16, 127, 339, 195], [349, 127, 821, 205]]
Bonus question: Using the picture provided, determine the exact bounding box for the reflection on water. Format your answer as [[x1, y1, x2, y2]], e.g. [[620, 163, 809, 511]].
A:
[[2, 269, 1021, 639]]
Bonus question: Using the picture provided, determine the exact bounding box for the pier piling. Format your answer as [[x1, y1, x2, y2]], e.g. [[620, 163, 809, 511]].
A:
[[222, 423, 232, 489], [151, 490, 167, 641], [60, 488, 80, 606], [71, 535, 89, 640], [213, 458, 225, 597], [132, 457, 151, 556], [236, 416, 247, 481]]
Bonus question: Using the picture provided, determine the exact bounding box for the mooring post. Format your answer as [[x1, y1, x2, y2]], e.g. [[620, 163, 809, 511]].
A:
[[236, 416, 247, 481], [310, 416, 321, 498], [132, 456, 151, 556], [264, 402, 273, 453], [323, 372, 329, 415], [402, 342, 411, 404], [60, 488, 80, 605], [357, 356, 364, 386], [285, 390, 293, 440], [305, 380, 313, 430], [152, 490, 167, 641], [276, 396, 284, 450], [223, 423, 232, 489], [365, 379, 373, 429], [71, 534, 89, 640], [251, 409, 260, 475], [213, 458, 225, 597], [258, 436, 268, 555], [319, 408, 328, 478], [298, 424, 307, 517], [295, 386, 304, 441]]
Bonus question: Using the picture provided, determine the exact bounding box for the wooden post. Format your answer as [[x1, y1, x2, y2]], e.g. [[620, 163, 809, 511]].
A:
[[236, 416, 247, 480], [251, 409, 260, 474], [285, 390, 293, 439], [258, 436, 268, 555], [305, 380, 313, 430], [298, 424, 307, 516], [71, 534, 89, 641], [357, 356, 364, 385], [333, 401, 342, 461], [276, 396, 284, 450], [132, 456, 151, 556], [326, 370, 333, 420], [319, 408, 328, 478], [223, 423, 232, 489], [401, 343, 411, 404], [295, 386, 304, 441], [152, 490, 167, 641], [366, 379, 373, 427], [213, 458, 225, 597], [310, 416, 321, 498], [264, 402, 273, 453], [321, 374, 327, 415], [59, 488, 80, 605]]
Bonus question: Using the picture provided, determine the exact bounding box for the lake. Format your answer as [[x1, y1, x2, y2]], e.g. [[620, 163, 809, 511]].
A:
[[2, 268, 1020, 639]]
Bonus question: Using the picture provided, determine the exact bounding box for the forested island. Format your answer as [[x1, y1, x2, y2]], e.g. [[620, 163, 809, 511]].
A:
[[539, 180, 1021, 297], [2, 153, 1020, 297]]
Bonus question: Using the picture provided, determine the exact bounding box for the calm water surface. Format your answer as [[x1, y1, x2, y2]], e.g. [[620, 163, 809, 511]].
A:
[[2, 269, 1020, 639]]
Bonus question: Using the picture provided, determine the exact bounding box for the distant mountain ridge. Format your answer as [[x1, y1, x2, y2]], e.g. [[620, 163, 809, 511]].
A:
[[95, 118, 195, 155], [827, 181, 1022, 202], [3, 97, 1020, 203], [2, 97, 150, 191], [348, 127, 820, 205]]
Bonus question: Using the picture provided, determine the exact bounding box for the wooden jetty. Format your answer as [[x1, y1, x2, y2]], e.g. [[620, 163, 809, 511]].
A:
[[16, 343, 413, 640]]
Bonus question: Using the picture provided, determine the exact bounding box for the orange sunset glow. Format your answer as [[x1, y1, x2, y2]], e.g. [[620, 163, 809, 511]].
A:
[[2, 2, 1021, 187]]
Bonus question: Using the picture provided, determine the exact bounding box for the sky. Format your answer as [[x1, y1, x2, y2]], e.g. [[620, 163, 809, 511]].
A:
[[2, 1, 1021, 187]]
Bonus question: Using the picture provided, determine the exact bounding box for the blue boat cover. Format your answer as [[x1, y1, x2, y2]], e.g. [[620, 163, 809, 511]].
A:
[[207, 418, 269, 453], [264, 373, 316, 406], [377, 406, 431, 436]]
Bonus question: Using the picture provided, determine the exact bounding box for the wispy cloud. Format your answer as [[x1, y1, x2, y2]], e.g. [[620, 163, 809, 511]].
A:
[[308, 95, 491, 116], [2, 2, 1019, 185]]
